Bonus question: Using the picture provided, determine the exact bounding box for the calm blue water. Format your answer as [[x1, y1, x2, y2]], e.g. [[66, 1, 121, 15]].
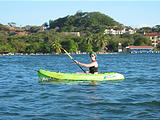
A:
[[0, 54, 160, 119]]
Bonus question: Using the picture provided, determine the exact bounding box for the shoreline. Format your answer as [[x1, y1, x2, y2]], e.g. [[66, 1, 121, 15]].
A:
[[0, 52, 113, 56], [0, 51, 160, 56]]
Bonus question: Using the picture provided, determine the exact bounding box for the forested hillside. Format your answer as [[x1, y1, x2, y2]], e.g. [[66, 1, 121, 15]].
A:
[[0, 11, 158, 54], [49, 12, 121, 33]]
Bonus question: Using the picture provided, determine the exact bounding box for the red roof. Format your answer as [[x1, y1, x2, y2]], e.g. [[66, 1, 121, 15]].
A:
[[128, 46, 153, 49], [145, 33, 160, 36]]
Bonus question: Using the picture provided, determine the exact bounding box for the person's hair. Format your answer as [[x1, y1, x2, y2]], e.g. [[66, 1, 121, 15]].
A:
[[89, 52, 97, 58]]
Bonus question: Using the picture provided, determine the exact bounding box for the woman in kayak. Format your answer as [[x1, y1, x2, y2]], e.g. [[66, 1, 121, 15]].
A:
[[74, 52, 98, 74]]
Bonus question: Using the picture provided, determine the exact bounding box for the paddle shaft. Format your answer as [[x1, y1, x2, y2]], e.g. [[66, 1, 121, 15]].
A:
[[61, 48, 86, 73]]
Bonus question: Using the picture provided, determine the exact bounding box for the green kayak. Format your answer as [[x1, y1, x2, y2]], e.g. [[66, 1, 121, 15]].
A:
[[38, 69, 125, 82]]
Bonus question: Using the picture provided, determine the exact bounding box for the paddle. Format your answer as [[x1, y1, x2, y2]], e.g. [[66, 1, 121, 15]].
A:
[[61, 48, 86, 73]]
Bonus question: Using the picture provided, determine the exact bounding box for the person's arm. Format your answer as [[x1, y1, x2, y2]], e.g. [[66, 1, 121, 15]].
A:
[[74, 60, 95, 68]]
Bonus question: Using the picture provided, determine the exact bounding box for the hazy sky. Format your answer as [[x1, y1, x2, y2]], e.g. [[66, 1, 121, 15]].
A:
[[0, 0, 160, 28]]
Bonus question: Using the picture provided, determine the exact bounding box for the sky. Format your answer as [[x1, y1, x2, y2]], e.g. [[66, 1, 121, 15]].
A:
[[0, 0, 160, 28]]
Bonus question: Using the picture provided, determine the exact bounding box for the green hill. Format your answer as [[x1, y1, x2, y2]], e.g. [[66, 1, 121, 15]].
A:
[[49, 11, 121, 33]]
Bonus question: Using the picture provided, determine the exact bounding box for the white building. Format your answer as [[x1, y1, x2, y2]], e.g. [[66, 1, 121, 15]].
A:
[[144, 32, 160, 48], [104, 28, 136, 35]]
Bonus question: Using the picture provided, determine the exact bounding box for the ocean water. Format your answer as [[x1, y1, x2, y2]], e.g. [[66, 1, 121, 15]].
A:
[[0, 54, 160, 119]]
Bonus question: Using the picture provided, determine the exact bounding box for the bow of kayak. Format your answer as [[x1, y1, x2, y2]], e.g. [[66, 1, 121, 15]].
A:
[[38, 69, 125, 82]]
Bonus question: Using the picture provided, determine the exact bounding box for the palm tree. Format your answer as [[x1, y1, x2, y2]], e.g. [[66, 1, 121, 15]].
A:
[[101, 35, 109, 50], [92, 33, 109, 52], [49, 35, 62, 54], [51, 41, 62, 54]]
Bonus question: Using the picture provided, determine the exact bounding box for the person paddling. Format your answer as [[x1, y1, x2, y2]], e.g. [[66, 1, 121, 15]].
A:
[[74, 52, 98, 74]]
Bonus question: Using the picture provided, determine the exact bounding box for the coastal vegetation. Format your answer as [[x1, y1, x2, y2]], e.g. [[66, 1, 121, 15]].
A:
[[0, 11, 158, 54]]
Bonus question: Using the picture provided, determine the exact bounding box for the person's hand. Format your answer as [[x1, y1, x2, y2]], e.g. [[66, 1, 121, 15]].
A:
[[74, 60, 79, 64]]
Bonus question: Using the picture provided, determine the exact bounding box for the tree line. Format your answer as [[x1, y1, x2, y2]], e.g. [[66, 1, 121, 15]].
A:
[[0, 30, 152, 54]]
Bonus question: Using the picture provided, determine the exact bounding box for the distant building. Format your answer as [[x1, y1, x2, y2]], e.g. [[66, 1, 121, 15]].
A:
[[144, 32, 160, 48], [39, 26, 47, 32], [63, 32, 80, 37], [126, 46, 153, 53], [118, 43, 122, 52], [104, 27, 136, 35], [16, 32, 28, 36], [70, 32, 80, 37], [128, 29, 137, 34]]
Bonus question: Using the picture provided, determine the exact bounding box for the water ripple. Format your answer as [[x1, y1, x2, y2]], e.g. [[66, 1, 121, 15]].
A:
[[0, 54, 160, 119]]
